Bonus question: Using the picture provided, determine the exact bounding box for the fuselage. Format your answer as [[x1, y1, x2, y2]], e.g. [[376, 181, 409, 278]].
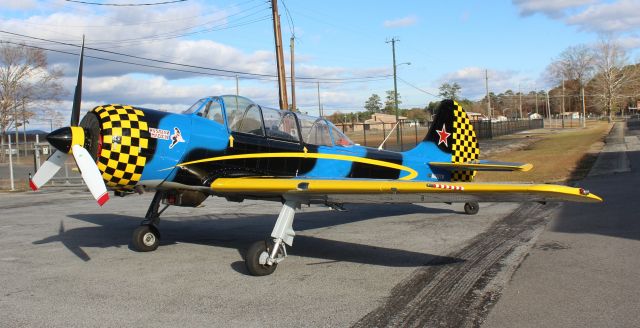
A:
[[77, 95, 452, 192]]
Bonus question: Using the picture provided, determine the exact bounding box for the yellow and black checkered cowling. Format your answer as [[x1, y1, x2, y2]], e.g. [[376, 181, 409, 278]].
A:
[[92, 104, 150, 189], [451, 102, 480, 182]]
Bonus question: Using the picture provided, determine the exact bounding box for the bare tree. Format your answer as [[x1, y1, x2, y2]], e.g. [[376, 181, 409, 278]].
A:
[[590, 37, 638, 118], [0, 42, 64, 160], [548, 45, 594, 125]]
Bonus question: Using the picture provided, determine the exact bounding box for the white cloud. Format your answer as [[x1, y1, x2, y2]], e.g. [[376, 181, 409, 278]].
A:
[[513, 0, 596, 18], [565, 0, 640, 32], [514, 0, 640, 34], [383, 15, 418, 28], [0, 0, 38, 10], [618, 36, 640, 49]]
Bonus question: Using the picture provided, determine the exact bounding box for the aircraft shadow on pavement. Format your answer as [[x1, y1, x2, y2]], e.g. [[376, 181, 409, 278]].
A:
[[552, 148, 640, 242], [32, 203, 463, 271]]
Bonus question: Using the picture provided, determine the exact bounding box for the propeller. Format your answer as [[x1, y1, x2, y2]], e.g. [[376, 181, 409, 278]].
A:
[[30, 36, 110, 206]]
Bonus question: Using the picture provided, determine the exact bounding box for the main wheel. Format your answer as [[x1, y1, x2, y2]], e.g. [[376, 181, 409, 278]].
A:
[[245, 240, 278, 276], [464, 202, 480, 215], [132, 225, 160, 252]]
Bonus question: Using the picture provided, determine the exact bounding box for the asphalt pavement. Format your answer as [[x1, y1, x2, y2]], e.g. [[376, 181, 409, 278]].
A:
[[0, 124, 632, 327], [0, 185, 519, 327], [484, 121, 640, 328]]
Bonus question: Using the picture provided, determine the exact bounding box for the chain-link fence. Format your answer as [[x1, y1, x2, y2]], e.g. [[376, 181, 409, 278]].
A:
[[0, 140, 83, 191], [335, 119, 545, 151]]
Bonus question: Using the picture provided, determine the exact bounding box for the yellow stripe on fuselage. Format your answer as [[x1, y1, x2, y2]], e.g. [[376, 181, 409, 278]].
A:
[[176, 152, 418, 180]]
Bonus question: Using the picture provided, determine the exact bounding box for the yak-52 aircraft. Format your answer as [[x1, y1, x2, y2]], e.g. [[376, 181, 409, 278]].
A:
[[31, 42, 601, 276]]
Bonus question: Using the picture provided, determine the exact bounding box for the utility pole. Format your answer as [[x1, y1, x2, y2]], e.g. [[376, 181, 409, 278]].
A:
[[546, 91, 552, 128], [518, 83, 523, 119], [561, 79, 565, 128], [317, 81, 322, 117], [270, 0, 288, 110], [235, 75, 239, 96], [534, 86, 539, 114], [14, 99, 19, 160], [386, 37, 400, 143], [485, 69, 491, 118], [581, 86, 586, 128], [290, 36, 296, 111], [22, 99, 27, 157]]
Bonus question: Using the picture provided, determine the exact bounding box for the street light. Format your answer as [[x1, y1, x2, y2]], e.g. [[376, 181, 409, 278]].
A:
[[393, 61, 410, 146]]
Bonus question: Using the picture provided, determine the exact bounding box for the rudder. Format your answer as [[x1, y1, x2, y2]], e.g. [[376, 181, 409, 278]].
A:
[[424, 100, 480, 181]]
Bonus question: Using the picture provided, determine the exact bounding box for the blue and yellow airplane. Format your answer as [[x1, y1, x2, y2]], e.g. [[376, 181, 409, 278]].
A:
[[30, 42, 601, 276]]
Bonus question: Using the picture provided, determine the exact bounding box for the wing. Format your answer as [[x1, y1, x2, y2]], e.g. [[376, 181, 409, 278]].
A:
[[210, 177, 602, 204], [429, 160, 533, 172]]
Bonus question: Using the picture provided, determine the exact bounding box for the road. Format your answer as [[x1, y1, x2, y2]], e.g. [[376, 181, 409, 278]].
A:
[[0, 187, 523, 327], [483, 121, 640, 327], [0, 124, 629, 327]]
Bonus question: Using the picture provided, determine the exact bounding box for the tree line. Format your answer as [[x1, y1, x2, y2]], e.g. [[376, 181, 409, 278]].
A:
[[346, 37, 639, 124]]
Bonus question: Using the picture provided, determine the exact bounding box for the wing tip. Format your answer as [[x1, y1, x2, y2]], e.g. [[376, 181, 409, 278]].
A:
[[520, 163, 534, 172], [97, 192, 109, 206]]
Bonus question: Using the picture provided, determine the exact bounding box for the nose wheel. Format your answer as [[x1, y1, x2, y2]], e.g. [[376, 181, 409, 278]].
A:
[[131, 191, 168, 252], [132, 224, 160, 252]]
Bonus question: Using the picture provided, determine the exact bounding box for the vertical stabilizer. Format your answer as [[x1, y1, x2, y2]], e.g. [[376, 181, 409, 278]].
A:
[[423, 100, 480, 181]]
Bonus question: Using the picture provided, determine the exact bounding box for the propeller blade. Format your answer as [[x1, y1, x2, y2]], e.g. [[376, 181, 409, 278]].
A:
[[70, 35, 85, 127], [30, 150, 68, 191], [71, 144, 109, 206]]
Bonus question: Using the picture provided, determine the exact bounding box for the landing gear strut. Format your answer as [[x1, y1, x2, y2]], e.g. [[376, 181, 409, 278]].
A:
[[245, 200, 298, 276], [464, 202, 479, 215], [131, 191, 168, 252]]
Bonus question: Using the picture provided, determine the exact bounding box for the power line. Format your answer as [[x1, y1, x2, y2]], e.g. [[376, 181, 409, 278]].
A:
[[22, 0, 259, 28], [0, 40, 390, 84], [64, 0, 187, 6], [280, 0, 295, 37], [0, 30, 392, 82], [397, 77, 438, 97]]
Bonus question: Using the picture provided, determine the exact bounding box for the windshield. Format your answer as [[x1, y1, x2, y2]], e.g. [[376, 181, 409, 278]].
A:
[[327, 121, 354, 146], [297, 113, 354, 146], [183, 98, 207, 114]]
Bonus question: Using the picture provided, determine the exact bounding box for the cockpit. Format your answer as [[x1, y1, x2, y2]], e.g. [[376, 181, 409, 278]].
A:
[[185, 95, 354, 147]]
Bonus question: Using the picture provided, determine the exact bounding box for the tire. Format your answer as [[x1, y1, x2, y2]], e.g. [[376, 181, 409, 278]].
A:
[[245, 240, 278, 276], [464, 202, 479, 215], [132, 225, 160, 252]]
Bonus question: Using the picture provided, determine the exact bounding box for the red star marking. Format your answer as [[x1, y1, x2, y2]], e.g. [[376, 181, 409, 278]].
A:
[[436, 124, 451, 147]]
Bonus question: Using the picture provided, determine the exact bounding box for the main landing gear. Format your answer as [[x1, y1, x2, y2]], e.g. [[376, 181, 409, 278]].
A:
[[464, 202, 480, 215], [245, 200, 298, 276], [131, 191, 168, 252]]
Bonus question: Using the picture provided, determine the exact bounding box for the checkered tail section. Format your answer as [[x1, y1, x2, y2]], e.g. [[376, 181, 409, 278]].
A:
[[93, 105, 150, 189], [451, 102, 480, 182]]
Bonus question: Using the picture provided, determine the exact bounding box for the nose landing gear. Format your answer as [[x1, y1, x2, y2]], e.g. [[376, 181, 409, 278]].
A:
[[131, 191, 168, 252]]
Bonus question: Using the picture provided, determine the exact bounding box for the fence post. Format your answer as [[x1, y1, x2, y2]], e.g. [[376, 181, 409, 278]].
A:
[[8, 134, 15, 191], [488, 120, 493, 139], [414, 123, 418, 146], [362, 124, 367, 146], [382, 123, 386, 143]]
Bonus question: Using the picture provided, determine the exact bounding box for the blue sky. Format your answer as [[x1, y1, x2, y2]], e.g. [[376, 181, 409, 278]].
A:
[[1, 0, 639, 128]]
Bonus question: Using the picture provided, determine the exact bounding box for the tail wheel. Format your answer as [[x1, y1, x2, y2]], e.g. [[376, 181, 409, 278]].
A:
[[464, 202, 479, 215]]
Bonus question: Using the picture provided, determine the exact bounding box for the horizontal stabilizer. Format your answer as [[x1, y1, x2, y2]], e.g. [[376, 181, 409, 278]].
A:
[[429, 160, 533, 172]]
